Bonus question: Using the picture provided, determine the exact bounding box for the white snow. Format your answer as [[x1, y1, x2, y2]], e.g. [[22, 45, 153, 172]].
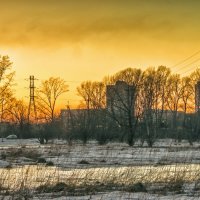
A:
[[0, 139, 200, 199]]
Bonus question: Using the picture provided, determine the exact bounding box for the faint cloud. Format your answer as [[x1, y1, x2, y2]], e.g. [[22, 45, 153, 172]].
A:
[[0, 0, 198, 49]]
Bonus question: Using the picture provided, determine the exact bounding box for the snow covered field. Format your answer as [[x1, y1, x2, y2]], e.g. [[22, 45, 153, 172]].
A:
[[0, 139, 200, 199]]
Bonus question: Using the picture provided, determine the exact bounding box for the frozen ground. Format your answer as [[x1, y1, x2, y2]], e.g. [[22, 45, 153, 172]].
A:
[[1, 191, 200, 200], [32, 192, 200, 200], [0, 139, 200, 199], [0, 139, 200, 168]]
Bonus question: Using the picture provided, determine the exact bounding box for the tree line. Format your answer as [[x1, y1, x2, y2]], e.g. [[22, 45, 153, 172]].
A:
[[68, 66, 200, 146], [0, 56, 68, 143], [1, 55, 200, 146]]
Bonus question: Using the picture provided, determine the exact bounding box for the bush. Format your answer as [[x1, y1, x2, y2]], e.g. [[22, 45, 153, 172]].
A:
[[126, 182, 147, 193], [46, 161, 54, 166], [96, 130, 108, 145], [1, 153, 6, 160], [78, 160, 90, 164], [37, 158, 46, 163], [164, 179, 184, 194], [36, 182, 68, 193]]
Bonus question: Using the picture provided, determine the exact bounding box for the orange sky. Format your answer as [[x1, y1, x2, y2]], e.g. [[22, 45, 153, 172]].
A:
[[1, 0, 200, 109]]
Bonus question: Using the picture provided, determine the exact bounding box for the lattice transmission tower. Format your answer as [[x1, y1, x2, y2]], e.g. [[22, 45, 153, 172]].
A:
[[27, 75, 37, 123]]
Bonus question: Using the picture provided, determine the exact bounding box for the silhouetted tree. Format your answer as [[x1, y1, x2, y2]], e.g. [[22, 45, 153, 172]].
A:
[[37, 77, 68, 122], [166, 74, 182, 130], [76, 81, 106, 143], [0, 56, 15, 140], [105, 68, 144, 146]]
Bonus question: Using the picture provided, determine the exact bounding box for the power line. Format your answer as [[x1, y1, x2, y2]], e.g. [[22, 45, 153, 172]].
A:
[[171, 50, 200, 69], [169, 50, 200, 75], [181, 66, 200, 77], [173, 58, 200, 74]]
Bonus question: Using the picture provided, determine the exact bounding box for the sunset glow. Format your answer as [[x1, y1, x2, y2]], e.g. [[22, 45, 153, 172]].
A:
[[1, 0, 200, 108]]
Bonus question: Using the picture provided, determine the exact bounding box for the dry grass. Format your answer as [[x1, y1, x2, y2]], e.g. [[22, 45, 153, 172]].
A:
[[3, 148, 41, 160], [0, 140, 200, 198]]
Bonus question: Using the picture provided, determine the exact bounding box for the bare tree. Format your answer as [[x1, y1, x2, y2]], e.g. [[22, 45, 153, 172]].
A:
[[76, 81, 106, 143], [180, 77, 193, 116], [8, 99, 30, 137], [141, 67, 158, 147], [105, 68, 144, 146], [188, 68, 200, 141], [0, 56, 15, 140], [37, 77, 68, 122], [0, 56, 15, 120], [166, 74, 182, 130], [0, 56, 15, 96], [0, 89, 14, 122], [155, 66, 171, 125]]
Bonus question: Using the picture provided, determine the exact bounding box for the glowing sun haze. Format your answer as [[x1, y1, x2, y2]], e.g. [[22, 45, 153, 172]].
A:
[[1, 0, 200, 108]]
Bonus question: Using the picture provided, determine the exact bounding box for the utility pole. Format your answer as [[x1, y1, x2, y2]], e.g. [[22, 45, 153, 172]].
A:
[[28, 75, 37, 123]]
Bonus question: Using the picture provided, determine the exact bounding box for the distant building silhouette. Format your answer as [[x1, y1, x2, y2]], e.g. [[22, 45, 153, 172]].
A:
[[195, 81, 200, 112], [106, 80, 135, 116], [60, 80, 196, 134]]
